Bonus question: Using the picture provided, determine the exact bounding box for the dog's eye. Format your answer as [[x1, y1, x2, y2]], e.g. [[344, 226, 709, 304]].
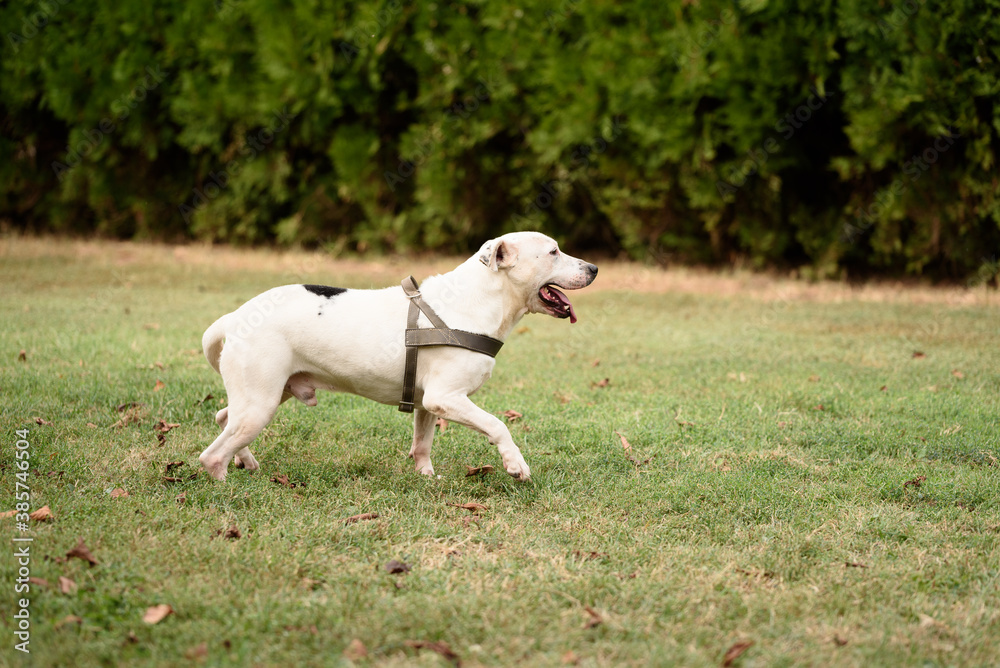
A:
[[549, 248, 559, 256]]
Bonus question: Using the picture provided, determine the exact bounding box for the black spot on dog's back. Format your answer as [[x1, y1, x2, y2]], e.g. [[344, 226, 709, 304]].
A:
[[303, 285, 347, 299]]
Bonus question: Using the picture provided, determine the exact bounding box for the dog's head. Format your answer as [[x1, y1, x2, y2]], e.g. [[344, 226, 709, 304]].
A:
[[478, 232, 598, 323]]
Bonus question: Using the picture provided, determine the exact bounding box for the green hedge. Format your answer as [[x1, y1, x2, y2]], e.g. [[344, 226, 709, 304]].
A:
[[2, 0, 998, 278]]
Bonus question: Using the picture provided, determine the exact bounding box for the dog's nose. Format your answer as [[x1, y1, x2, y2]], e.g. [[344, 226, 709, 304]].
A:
[[586, 263, 598, 276]]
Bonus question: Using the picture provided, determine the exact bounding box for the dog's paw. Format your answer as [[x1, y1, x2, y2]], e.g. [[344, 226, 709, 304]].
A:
[[234, 450, 260, 471], [503, 457, 531, 482], [415, 462, 436, 477]]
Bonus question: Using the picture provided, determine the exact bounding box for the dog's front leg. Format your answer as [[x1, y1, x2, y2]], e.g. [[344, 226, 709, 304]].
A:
[[409, 408, 437, 476], [422, 393, 530, 481]]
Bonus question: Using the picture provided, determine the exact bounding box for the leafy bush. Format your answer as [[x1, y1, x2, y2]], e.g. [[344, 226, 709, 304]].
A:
[[2, 0, 998, 278]]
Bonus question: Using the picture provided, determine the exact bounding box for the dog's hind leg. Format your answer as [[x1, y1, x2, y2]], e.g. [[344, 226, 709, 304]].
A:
[[408, 408, 438, 476]]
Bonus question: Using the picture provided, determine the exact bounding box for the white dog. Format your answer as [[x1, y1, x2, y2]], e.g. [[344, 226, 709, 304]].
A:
[[199, 232, 598, 482]]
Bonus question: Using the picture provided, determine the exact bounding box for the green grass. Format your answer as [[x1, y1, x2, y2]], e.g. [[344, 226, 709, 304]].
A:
[[1, 237, 999, 667]]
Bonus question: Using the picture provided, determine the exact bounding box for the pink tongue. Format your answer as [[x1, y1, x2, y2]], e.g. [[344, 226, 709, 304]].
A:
[[547, 286, 578, 323]]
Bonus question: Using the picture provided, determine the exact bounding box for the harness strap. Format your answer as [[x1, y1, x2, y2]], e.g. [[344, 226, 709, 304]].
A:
[[398, 276, 503, 413]]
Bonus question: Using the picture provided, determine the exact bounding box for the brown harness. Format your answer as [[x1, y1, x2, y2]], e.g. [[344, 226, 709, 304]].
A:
[[398, 276, 504, 413]]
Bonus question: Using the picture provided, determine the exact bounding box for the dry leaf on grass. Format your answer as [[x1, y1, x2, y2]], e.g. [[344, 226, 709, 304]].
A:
[[501, 409, 522, 421], [405, 640, 460, 665], [185, 642, 208, 660], [912, 351, 927, 359], [224, 525, 241, 540], [55, 615, 83, 629], [110, 488, 129, 499], [270, 474, 301, 488], [66, 538, 99, 566], [845, 561, 868, 569], [951, 369, 965, 379], [155, 421, 180, 434], [904, 475, 927, 489], [447, 502, 488, 513], [722, 640, 754, 667], [164, 461, 184, 472], [343, 512, 379, 525], [591, 378, 610, 389], [572, 550, 609, 561], [615, 431, 650, 468], [33, 417, 53, 426], [18, 349, 27, 362], [142, 604, 173, 625], [162, 477, 183, 484], [59, 576, 77, 594], [153, 380, 166, 392], [175, 492, 187, 504], [343, 638, 368, 661], [582, 606, 603, 629], [464, 465, 495, 477], [385, 559, 411, 574], [28, 576, 49, 588], [29, 505, 54, 521]]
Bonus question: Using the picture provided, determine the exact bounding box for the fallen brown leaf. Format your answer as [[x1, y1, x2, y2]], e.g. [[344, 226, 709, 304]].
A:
[[582, 606, 603, 629], [33, 417, 53, 426], [591, 359, 600, 367], [880, 385, 888, 392], [28, 576, 49, 588], [591, 378, 610, 389], [185, 642, 208, 660], [808, 374, 820, 382], [812, 404, 825, 411], [405, 640, 460, 665], [344, 512, 379, 525], [155, 421, 181, 434], [501, 409, 522, 421], [343, 638, 368, 661], [153, 380, 165, 392], [162, 477, 183, 484], [29, 505, 54, 522], [18, 349, 27, 362], [722, 640, 754, 666], [845, 561, 868, 569], [165, 461, 185, 471], [952, 369, 965, 379], [59, 576, 77, 594], [904, 475, 927, 489], [833, 634, 848, 646], [270, 474, 295, 488], [195, 393, 214, 406], [175, 492, 187, 504], [110, 488, 129, 499], [464, 464, 495, 477], [142, 604, 173, 625], [615, 431, 650, 467], [55, 615, 83, 629], [385, 559, 412, 574], [562, 649, 581, 665], [448, 502, 488, 513], [117, 401, 145, 412], [572, 550, 609, 561], [912, 351, 927, 359], [86, 422, 99, 428], [224, 525, 241, 540], [66, 538, 99, 566]]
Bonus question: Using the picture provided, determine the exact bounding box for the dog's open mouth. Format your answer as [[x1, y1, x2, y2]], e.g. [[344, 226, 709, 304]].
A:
[[539, 285, 578, 323]]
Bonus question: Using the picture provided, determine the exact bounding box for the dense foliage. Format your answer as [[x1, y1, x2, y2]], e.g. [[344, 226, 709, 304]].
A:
[[2, 0, 998, 277]]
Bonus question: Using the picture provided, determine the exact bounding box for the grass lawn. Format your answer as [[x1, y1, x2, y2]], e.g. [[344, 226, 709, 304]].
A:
[[1, 236, 998, 667]]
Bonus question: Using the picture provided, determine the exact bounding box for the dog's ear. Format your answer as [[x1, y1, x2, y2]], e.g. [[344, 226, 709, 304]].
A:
[[480, 239, 518, 272]]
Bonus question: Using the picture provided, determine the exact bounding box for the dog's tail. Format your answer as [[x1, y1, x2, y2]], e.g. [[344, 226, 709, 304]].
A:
[[202, 314, 229, 374]]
